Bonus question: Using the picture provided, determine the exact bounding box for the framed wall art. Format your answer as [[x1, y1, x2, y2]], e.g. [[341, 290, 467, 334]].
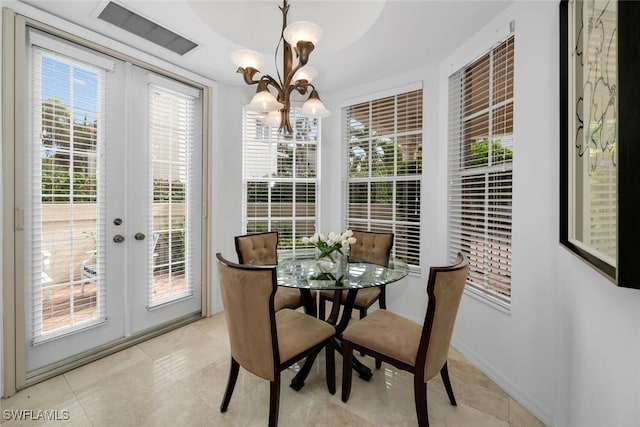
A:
[[559, 0, 640, 288]]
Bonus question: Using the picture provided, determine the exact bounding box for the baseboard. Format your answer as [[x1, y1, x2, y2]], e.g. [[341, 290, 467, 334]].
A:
[[450, 337, 557, 427]]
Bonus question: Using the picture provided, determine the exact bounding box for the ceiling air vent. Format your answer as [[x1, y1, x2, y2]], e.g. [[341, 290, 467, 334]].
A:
[[98, 1, 198, 55]]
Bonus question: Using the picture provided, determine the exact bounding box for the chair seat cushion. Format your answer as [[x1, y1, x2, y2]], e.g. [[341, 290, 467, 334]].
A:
[[319, 287, 381, 308], [343, 309, 421, 367], [274, 288, 317, 311], [274, 287, 302, 311], [276, 309, 335, 363]]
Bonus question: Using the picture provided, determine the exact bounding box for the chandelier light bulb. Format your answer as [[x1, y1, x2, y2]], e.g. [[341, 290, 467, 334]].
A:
[[231, 49, 264, 70], [247, 87, 284, 112], [299, 89, 331, 118], [262, 110, 282, 128], [283, 21, 323, 47], [292, 66, 318, 83]]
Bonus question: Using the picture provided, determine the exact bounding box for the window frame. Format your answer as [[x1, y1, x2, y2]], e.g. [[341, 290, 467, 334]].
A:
[[342, 83, 423, 270], [447, 35, 515, 310], [241, 108, 320, 258]]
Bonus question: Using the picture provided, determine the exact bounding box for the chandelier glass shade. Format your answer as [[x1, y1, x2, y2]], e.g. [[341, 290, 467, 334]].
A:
[[231, 0, 330, 134]]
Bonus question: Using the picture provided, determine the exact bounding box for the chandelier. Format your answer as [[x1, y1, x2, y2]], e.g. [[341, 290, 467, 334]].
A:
[[231, 0, 330, 134]]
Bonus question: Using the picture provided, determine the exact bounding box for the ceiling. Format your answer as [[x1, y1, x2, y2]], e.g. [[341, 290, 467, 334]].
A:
[[18, 0, 514, 93]]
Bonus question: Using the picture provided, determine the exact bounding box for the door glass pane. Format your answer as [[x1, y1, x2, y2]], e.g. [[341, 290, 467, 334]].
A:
[[33, 49, 106, 339], [149, 86, 196, 305]]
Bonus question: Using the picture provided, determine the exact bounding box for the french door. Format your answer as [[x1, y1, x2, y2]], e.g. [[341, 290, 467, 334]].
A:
[[23, 30, 203, 376]]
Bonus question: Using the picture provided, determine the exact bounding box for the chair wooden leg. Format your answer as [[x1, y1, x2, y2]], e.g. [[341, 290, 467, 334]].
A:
[[268, 377, 281, 427], [414, 376, 429, 427], [220, 357, 240, 412], [326, 339, 336, 395], [341, 340, 354, 402], [440, 361, 457, 406]]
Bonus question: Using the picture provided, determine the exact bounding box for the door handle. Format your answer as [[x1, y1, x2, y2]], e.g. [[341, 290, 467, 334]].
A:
[[113, 234, 125, 243], [135, 232, 146, 241]]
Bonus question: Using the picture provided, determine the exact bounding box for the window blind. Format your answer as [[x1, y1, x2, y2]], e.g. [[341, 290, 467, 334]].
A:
[[448, 35, 514, 306], [31, 45, 108, 340], [148, 83, 200, 306], [343, 88, 423, 267], [242, 109, 319, 255]]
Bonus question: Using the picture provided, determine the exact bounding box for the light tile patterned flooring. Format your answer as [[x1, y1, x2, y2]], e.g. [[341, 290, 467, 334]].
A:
[[1, 313, 546, 426]]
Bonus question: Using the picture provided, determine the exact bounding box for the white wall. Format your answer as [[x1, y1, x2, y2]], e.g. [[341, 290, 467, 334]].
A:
[[440, 2, 558, 424], [209, 83, 251, 313], [324, 2, 640, 427]]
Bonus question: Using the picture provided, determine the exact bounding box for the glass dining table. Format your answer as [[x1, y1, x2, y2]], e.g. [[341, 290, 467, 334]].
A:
[[276, 255, 410, 389]]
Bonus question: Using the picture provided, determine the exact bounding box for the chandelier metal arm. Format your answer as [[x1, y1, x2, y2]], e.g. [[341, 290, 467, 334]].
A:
[[233, 0, 329, 134], [236, 66, 261, 85]]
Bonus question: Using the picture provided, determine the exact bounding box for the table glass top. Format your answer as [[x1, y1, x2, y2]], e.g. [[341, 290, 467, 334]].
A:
[[276, 257, 409, 290]]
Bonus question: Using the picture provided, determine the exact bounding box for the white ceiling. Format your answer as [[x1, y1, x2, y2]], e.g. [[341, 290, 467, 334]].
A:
[[18, 0, 514, 92]]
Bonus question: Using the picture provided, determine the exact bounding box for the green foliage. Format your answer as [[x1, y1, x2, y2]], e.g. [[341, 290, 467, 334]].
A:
[[153, 179, 186, 202], [469, 139, 513, 167], [41, 167, 96, 203]]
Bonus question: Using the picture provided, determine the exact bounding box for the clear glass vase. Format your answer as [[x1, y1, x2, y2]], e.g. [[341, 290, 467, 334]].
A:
[[317, 251, 348, 282]]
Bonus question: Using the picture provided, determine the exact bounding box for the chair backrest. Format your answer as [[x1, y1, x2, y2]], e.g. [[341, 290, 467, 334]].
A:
[[418, 252, 469, 381], [216, 253, 279, 381], [348, 230, 394, 267], [234, 231, 278, 266]]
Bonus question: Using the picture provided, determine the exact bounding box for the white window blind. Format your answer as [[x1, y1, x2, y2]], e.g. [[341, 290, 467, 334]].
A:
[[343, 88, 423, 267], [242, 109, 319, 254], [448, 35, 514, 306], [30, 45, 108, 340], [148, 83, 199, 306]]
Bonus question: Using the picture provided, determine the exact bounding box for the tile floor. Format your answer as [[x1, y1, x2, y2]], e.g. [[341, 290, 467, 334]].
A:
[[0, 313, 546, 426]]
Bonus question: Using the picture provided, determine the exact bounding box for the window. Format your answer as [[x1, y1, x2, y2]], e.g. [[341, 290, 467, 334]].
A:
[[31, 44, 108, 338], [448, 35, 514, 307], [242, 109, 319, 254], [148, 80, 200, 306], [343, 86, 423, 267]]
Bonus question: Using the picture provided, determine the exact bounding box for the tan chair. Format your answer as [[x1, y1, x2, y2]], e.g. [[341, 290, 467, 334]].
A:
[[341, 253, 470, 427], [318, 230, 394, 320], [235, 231, 307, 312], [216, 253, 336, 426]]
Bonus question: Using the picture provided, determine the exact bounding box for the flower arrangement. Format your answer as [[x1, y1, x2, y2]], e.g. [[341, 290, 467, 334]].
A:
[[302, 230, 357, 262]]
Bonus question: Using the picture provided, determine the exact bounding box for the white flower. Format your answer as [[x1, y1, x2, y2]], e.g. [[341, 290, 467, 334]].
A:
[[342, 230, 353, 239], [318, 233, 326, 242], [347, 237, 357, 244], [341, 239, 350, 247], [327, 232, 339, 246], [310, 233, 319, 244], [302, 236, 310, 244]]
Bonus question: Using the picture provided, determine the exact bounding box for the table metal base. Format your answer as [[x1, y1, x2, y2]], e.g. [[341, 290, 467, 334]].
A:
[[290, 288, 372, 390]]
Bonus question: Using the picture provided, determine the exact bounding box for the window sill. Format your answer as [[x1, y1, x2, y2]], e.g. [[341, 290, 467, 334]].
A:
[[463, 285, 511, 315]]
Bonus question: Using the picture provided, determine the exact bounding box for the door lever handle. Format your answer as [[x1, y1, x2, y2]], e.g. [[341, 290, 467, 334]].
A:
[[135, 232, 146, 241]]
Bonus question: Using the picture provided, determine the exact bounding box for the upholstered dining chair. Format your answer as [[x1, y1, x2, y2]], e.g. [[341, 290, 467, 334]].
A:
[[235, 231, 307, 312], [318, 230, 394, 320], [340, 253, 470, 427], [216, 253, 336, 427]]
